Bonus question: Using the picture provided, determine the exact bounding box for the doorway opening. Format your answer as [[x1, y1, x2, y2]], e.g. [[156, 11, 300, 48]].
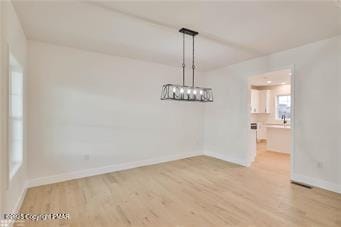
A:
[[248, 68, 293, 175]]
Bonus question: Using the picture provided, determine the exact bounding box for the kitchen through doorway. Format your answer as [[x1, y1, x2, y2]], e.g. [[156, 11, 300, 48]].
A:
[[248, 69, 293, 174]]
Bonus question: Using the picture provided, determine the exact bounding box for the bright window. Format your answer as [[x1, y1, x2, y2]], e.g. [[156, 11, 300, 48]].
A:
[[9, 54, 24, 179], [276, 95, 291, 120]]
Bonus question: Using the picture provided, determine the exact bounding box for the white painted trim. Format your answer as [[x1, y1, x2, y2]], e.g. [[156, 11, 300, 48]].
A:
[[204, 151, 250, 167], [289, 65, 296, 180], [4, 183, 28, 227], [27, 152, 202, 188], [292, 174, 341, 194], [246, 65, 295, 171], [12, 185, 27, 213]]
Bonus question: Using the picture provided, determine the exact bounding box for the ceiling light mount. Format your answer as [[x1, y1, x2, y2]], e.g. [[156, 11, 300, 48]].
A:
[[179, 28, 199, 37], [161, 28, 213, 102]]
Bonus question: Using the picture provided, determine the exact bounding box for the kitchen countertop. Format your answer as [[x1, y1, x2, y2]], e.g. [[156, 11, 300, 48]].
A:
[[265, 124, 291, 129]]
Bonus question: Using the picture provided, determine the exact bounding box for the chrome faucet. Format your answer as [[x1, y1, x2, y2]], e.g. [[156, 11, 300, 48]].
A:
[[281, 115, 287, 125]]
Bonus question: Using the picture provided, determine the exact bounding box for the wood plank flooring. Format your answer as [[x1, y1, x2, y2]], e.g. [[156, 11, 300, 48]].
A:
[[18, 147, 341, 226]]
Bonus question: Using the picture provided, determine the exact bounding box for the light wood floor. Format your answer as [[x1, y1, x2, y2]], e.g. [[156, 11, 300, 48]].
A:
[[19, 146, 341, 226]]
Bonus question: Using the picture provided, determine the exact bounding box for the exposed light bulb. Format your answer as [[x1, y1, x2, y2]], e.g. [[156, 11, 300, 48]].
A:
[[172, 87, 176, 92], [180, 88, 184, 93], [187, 89, 191, 94], [193, 90, 197, 95], [200, 90, 203, 95]]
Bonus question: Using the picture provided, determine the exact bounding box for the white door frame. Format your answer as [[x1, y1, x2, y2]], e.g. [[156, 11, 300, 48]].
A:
[[247, 65, 295, 180]]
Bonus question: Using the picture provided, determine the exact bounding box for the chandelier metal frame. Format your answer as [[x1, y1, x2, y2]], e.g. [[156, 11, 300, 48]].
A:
[[161, 28, 213, 103]]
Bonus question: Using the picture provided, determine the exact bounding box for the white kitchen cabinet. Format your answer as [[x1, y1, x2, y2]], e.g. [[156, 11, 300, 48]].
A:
[[250, 89, 259, 113], [267, 125, 291, 153], [256, 123, 267, 141], [258, 90, 270, 113], [250, 89, 270, 113]]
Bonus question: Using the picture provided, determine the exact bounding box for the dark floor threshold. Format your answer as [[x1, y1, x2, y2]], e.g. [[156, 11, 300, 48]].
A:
[[291, 181, 313, 189]]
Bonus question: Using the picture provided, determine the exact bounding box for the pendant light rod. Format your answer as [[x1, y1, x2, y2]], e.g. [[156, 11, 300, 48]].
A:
[[179, 28, 198, 87], [182, 32, 185, 86], [192, 35, 195, 87]]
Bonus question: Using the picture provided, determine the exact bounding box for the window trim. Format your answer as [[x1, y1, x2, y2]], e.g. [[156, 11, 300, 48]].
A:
[[8, 52, 24, 180]]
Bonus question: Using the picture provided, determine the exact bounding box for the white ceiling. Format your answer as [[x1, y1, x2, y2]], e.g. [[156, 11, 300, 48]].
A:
[[249, 69, 291, 86], [13, 1, 341, 71]]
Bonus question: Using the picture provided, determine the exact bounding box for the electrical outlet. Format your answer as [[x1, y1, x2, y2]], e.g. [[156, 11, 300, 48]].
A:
[[83, 154, 90, 161]]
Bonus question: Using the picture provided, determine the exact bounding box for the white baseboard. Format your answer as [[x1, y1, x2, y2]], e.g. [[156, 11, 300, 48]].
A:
[[205, 152, 341, 194], [292, 174, 341, 194], [204, 151, 250, 167], [13, 185, 27, 213], [27, 152, 202, 188], [5, 184, 28, 227]]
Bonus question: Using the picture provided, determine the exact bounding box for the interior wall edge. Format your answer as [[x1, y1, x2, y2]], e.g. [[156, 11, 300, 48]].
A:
[[26, 38, 209, 74], [0, 0, 4, 214], [12, 184, 27, 213], [204, 34, 341, 75], [204, 151, 250, 167], [1, 0, 28, 214]]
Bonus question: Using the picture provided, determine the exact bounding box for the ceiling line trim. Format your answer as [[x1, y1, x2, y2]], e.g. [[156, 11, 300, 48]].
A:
[[84, 1, 263, 56]]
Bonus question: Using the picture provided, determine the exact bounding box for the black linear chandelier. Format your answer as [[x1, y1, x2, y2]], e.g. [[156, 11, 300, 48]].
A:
[[161, 28, 213, 102]]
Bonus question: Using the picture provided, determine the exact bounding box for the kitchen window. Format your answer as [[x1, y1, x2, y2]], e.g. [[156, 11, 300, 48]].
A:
[[9, 53, 24, 179], [276, 95, 291, 120]]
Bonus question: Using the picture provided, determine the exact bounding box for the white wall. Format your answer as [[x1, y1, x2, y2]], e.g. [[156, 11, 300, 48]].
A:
[[0, 0, 4, 213], [203, 36, 341, 193], [0, 1, 27, 213], [338, 36, 341, 190], [27, 41, 204, 184]]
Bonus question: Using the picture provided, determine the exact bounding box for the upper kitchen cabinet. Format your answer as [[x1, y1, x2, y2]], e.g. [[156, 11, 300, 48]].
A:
[[258, 90, 270, 113], [250, 89, 270, 113], [250, 89, 259, 113]]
